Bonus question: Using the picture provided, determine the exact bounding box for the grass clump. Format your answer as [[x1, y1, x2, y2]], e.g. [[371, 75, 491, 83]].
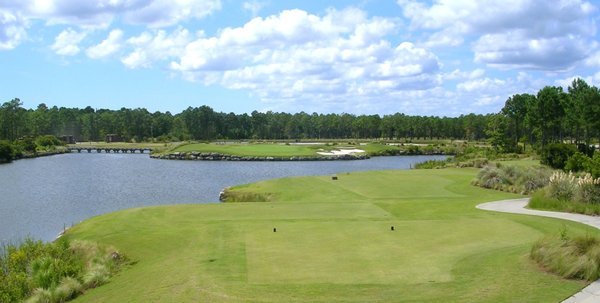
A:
[[414, 159, 450, 169], [529, 172, 600, 215], [531, 231, 600, 281], [472, 165, 552, 194], [220, 188, 273, 202], [0, 238, 126, 303]]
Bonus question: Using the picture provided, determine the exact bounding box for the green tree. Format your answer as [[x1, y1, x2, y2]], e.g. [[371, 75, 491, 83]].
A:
[[0, 140, 14, 162], [502, 94, 531, 150]]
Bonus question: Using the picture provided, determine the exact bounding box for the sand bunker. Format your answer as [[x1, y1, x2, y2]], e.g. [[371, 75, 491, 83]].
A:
[[317, 149, 365, 156]]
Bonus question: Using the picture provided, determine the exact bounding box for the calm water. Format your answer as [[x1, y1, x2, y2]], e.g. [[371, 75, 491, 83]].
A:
[[0, 153, 446, 243]]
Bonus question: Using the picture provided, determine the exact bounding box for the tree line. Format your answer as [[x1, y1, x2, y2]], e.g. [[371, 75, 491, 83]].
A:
[[0, 101, 491, 142], [490, 78, 600, 152], [2, 77, 599, 145]]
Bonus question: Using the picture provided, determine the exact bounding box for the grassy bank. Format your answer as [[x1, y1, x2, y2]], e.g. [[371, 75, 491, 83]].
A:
[[63, 168, 596, 302], [169, 142, 379, 157]]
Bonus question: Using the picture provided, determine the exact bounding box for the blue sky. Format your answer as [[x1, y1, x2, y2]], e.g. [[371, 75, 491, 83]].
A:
[[1, 0, 599, 116]]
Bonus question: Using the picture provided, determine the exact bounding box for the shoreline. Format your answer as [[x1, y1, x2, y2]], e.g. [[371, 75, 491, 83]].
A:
[[150, 150, 450, 161]]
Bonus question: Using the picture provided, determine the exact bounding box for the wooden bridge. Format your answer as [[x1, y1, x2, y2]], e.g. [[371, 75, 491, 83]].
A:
[[68, 147, 153, 154]]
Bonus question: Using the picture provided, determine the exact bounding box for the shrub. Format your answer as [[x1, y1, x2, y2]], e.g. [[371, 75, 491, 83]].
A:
[[0, 140, 14, 162], [531, 232, 600, 281], [565, 152, 590, 172], [35, 135, 63, 148], [0, 238, 126, 303], [476, 166, 510, 190], [53, 277, 82, 302], [414, 159, 448, 169], [473, 165, 551, 194], [540, 143, 578, 169]]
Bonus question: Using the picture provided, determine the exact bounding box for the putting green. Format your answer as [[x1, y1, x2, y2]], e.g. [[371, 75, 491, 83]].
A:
[[66, 168, 595, 302]]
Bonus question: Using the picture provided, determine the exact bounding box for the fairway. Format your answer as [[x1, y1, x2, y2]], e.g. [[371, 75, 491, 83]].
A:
[[172, 143, 336, 157], [65, 168, 596, 302]]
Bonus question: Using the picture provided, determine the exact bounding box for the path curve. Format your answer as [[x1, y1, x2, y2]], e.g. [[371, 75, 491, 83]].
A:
[[476, 198, 600, 303]]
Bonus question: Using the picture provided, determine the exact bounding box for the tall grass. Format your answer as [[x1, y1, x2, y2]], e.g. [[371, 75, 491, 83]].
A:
[[413, 159, 449, 169], [0, 238, 126, 303], [531, 232, 600, 281], [472, 165, 552, 194], [220, 189, 273, 202], [529, 171, 600, 215], [530, 188, 600, 216]]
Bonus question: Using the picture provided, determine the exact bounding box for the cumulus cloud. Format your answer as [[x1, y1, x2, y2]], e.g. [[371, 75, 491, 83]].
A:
[[165, 8, 439, 108], [398, 0, 597, 71], [86, 29, 123, 59], [0, 8, 27, 50], [121, 27, 191, 68], [51, 28, 86, 55]]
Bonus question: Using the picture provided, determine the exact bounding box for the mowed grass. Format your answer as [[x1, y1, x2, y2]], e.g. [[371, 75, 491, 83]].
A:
[[173, 143, 328, 157], [170, 142, 397, 157], [65, 168, 596, 302]]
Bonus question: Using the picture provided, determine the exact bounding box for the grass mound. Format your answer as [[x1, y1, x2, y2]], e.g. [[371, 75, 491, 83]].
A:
[[531, 231, 600, 281]]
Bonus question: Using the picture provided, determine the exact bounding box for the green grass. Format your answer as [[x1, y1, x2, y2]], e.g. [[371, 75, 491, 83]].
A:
[[64, 168, 597, 302], [171, 142, 375, 157], [69, 142, 182, 150]]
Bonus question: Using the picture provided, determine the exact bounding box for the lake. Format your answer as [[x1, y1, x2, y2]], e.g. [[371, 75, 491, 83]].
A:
[[0, 153, 447, 243]]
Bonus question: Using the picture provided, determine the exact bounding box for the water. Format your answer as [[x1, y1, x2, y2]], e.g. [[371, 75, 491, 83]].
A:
[[0, 153, 447, 243]]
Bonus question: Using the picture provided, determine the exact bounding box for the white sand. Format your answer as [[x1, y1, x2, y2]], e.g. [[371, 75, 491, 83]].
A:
[[317, 149, 365, 156]]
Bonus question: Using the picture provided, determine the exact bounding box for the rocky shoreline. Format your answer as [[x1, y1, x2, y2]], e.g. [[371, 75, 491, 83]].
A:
[[150, 151, 371, 161]]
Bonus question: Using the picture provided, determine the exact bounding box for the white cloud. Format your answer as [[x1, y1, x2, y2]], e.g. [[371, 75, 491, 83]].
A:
[[6, 0, 221, 29], [398, 0, 597, 71], [166, 8, 440, 110], [0, 9, 27, 50], [86, 29, 123, 59], [457, 77, 506, 93], [555, 73, 600, 89], [51, 28, 86, 56], [474, 31, 594, 71], [243, 1, 266, 16], [121, 27, 191, 68], [124, 0, 222, 27]]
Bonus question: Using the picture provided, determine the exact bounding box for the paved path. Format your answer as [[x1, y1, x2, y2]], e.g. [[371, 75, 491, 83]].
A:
[[476, 198, 600, 303]]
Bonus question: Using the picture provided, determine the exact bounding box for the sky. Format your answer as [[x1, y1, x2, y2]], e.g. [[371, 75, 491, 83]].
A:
[[0, 0, 599, 117]]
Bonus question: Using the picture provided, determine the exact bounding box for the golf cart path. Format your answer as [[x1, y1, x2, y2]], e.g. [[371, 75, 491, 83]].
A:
[[477, 198, 600, 303]]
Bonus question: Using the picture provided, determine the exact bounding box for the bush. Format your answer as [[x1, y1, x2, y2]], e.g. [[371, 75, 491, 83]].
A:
[[0, 140, 14, 163], [16, 137, 37, 154], [531, 232, 600, 281], [565, 152, 589, 172], [414, 159, 448, 169], [473, 165, 552, 194], [0, 238, 126, 303], [35, 135, 63, 148], [540, 143, 578, 169]]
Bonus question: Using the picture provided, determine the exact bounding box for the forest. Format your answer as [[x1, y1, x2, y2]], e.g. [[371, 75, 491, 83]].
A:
[[1, 78, 599, 148]]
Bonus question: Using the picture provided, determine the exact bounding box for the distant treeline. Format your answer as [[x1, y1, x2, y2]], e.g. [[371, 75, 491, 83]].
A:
[[0, 101, 489, 142], [0, 78, 599, 145]]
